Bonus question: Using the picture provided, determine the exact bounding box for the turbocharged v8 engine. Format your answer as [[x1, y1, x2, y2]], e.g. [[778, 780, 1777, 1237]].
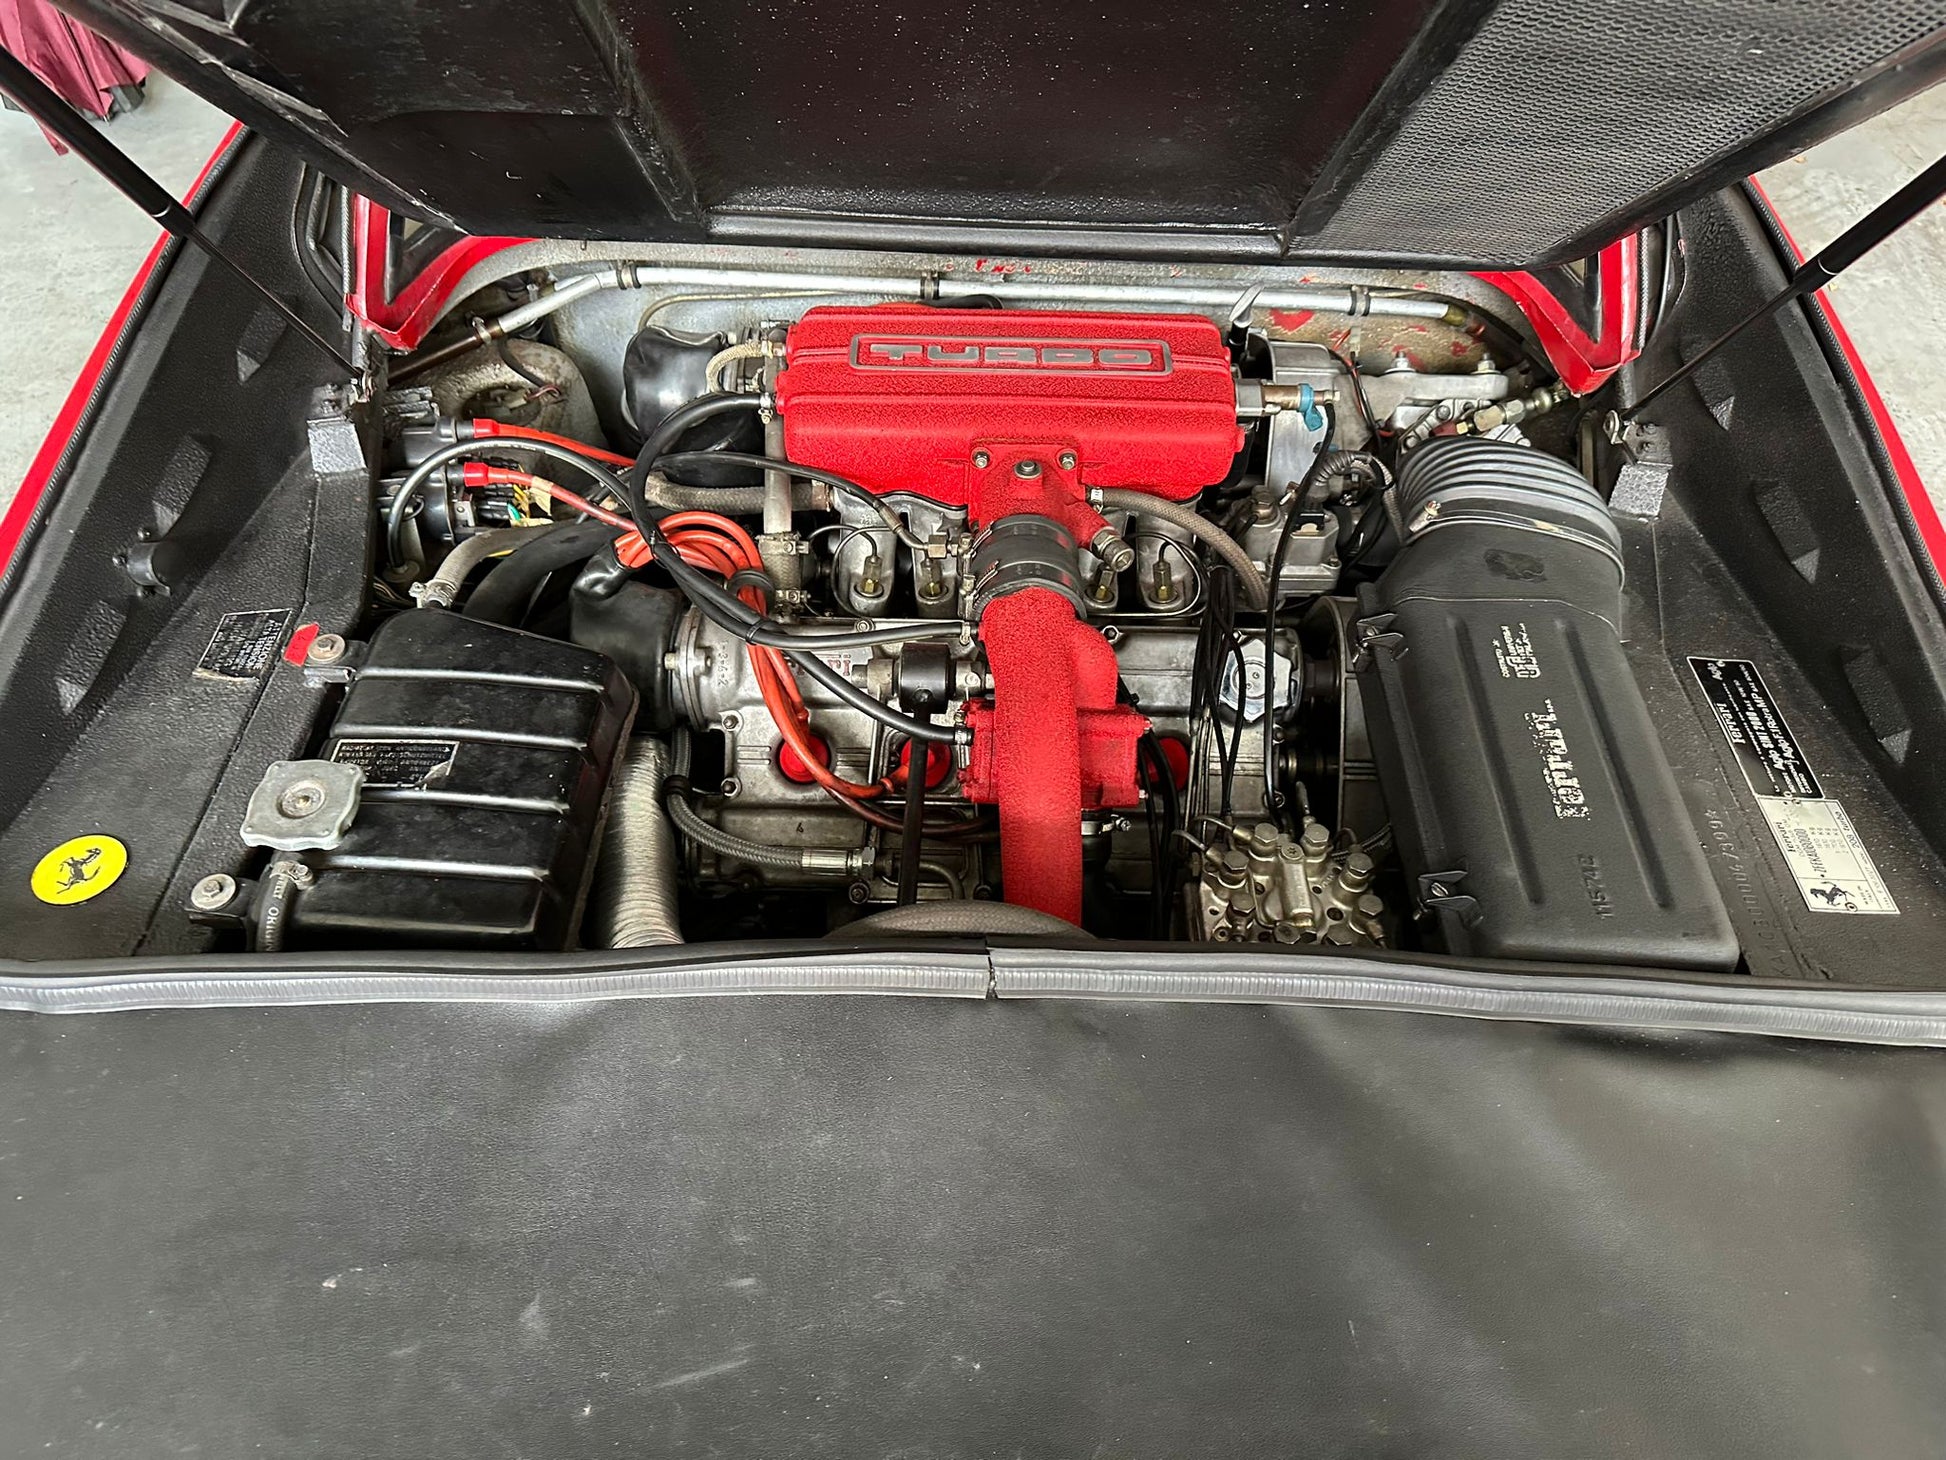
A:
[[228, 269, 1738, 970], [770, 306, 1243, 924]]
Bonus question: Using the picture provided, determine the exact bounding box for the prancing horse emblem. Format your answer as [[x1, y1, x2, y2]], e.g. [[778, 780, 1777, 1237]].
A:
[[55, 845, 104, 893]]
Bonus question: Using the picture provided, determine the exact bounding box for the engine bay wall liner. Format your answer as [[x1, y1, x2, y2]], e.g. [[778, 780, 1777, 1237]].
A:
[[1, 993, 1943, 1457], [0, 140, 364, 959], [1629, 185, 1946, 871]]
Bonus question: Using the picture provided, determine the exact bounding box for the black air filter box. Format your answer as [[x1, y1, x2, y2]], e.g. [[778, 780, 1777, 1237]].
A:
[[1355, 439, 1737, 971], [287, 611, 635, 949]]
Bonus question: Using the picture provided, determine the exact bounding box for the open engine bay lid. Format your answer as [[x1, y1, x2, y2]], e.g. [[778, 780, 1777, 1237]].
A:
[[54, 0, 1946, 267]]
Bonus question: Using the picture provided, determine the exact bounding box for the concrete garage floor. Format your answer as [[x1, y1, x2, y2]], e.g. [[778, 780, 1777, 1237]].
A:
[[0, 75, 229, 511], [0, 76, 1943, 520], [1758, 85, 1946, 515]]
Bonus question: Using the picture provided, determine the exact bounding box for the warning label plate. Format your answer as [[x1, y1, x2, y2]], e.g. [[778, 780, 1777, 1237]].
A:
[[195, 608, 293, 682], [1689, 656, 1897, 915], [1689, 656, 1822, 799], [331, 738, 458, 789]]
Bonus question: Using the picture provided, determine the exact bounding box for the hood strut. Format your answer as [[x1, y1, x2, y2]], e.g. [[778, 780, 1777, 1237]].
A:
[[0, 45, 355, 375], [1625, 152, 1946, 422]]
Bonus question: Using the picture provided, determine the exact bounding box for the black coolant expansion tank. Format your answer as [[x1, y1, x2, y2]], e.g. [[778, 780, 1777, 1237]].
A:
[[288, 611, 635, 949]]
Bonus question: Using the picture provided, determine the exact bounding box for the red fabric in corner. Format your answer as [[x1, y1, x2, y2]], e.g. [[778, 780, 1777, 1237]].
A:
[[0, 1, 147, 141], [961, 588, 1147, 924]]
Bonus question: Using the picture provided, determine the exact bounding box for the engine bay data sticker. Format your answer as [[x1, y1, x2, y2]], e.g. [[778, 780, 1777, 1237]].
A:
[[196, 608, 294, 681], [1689, 656, 1896, 914], [331, 739, 458, 790], [1754, 796, 1898, 915]]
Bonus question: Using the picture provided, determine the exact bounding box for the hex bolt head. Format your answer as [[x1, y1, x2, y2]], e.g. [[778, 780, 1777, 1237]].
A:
[[972, 450, 991, 469], [1090, 529, 1136, 572], [1338, 850, 1376, 894], [1058, 451, 1078, 470], [190, 873, 238, 911], [307, 633, 347, 665], [278, 780, 326, 818], [1300, 821, 1332, 853], [1012, 458, 1042, 479]]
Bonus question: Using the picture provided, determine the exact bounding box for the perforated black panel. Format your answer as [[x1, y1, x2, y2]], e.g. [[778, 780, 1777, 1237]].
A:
[[1312, 0, 1946, 260]]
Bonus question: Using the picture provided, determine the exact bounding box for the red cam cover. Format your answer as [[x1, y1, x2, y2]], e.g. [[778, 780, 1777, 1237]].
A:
[[777, 306, 1242, 504]]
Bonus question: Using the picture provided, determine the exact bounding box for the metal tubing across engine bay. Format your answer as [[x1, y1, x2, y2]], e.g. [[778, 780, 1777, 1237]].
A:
[[520, 264, 1456, 325], [396, 262, 1457, 380]]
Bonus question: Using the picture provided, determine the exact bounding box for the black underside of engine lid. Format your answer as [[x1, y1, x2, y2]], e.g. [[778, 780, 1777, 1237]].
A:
[[48, 0, 1946, 266]]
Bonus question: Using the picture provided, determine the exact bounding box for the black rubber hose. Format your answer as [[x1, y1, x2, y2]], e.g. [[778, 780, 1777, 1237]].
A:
[[463, 520, 622, 624], [897, 748, 928, 907], [622, 432, 969, 745], [625, 394, 764, 508], [1135, 731, 1179, 939], [387, 437, 627, 570], [649, 518, 967, 741], [656, 450, 882, 517], [1263, 414, 1337, 821]]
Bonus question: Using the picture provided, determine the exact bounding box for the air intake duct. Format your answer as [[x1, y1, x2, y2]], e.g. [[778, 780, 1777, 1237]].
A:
[[1355, 438, 1737, 970]]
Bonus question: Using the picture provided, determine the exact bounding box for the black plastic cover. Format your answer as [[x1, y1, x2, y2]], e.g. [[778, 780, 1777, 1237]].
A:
[[1358, 523, 1740, 970], [3, 991, 1944, 1456], [289, 610, 635, 948], [49, 0, 1946, 266], [569, 573, 684, 733]]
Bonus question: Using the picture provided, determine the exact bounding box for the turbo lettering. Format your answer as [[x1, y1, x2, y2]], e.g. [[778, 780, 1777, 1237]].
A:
[[852, 336, 1170, 373]]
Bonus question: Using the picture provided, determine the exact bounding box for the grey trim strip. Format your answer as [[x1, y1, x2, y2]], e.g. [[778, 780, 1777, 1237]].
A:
[[5, 943, 1946, 1046], [0, 952, 988, 1014], [989, 949, 1946, 1047]]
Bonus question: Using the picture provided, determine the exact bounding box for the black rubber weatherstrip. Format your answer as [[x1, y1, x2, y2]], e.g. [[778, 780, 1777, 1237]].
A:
[[6, 944, 1946, 1045]]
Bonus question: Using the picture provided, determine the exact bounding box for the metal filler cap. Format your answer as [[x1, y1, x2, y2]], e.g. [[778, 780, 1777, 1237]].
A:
[[240, 759, 363, 851]]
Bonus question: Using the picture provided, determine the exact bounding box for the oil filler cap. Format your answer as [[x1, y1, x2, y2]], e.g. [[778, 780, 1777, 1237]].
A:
[[240, 759, 363, 851]]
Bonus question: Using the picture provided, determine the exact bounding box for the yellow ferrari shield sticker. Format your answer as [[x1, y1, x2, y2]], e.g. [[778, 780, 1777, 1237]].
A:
[[30, 835, 128, 906]]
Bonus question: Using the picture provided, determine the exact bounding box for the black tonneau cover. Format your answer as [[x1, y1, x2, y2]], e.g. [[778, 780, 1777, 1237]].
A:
[[3, 989, 1942, 1457], [51, 0, 1946, 266]]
